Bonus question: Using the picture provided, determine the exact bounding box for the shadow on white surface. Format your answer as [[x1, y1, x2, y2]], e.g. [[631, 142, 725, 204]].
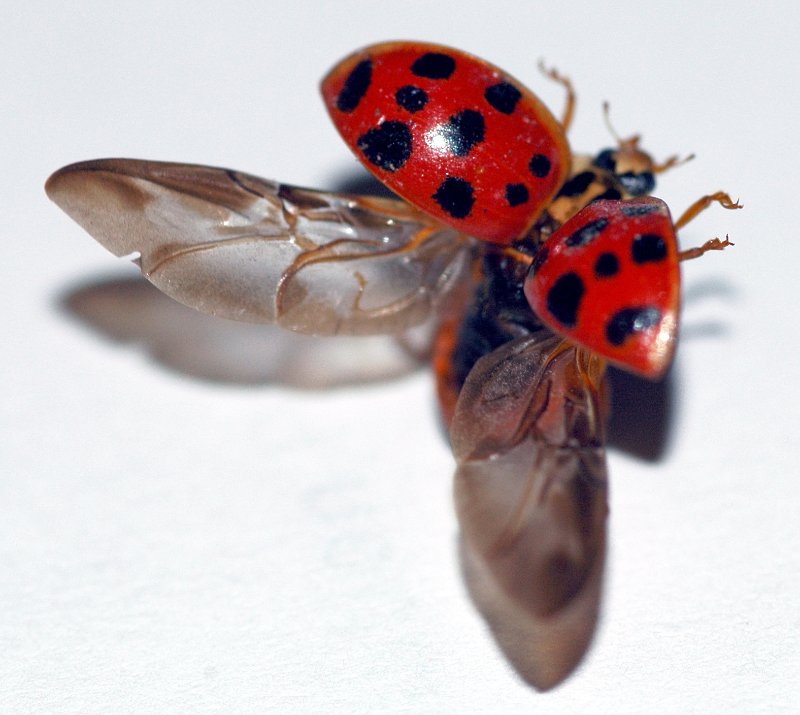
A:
[[60, 276, 425, 389]]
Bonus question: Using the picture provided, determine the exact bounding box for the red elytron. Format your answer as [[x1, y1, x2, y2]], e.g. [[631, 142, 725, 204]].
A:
[[524, 197, 680, 378], [45, 41, 739, 690], [321, 42, 569, 245]]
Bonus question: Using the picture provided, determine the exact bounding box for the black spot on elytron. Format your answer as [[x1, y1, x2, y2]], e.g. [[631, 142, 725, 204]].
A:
[[566, 217, 609, 247], [606, 306, 661, 346], [336, 59, 372, 112], [530, 245, 549, 274], [592, 187, 623, 202], [484, 82, 522, 114], [395, 85, 428, 113], [621, 202, 660, 217], [411, 52, 455, 79], [529, 153, 552, 178], [440, 109, 485, 157], [632, 233, 667, 264], [547, 272, 585, 328], [432, 177, 475, 218], [557, 171, 594, 197], [592, 148, 617, 172], [618, 171, 656, 196], [594, 252, 619, 278], [505, 183, 529, 207], [357, 121, 412, 172]]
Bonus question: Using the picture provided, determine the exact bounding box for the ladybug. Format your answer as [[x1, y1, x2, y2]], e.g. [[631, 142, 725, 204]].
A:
[[45, 41, 740, 690]]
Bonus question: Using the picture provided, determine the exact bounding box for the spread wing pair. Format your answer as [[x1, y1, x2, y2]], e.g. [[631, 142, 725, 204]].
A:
[[47, 158, 608, 689]]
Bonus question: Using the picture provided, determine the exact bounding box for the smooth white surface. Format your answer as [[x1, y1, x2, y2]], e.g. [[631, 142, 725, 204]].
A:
[[3, 1, 799, 712]]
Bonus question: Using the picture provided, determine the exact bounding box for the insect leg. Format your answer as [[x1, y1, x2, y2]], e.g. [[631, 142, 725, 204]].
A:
[[651, 152, 695, 174], [538, 61, 575, 133], [674, 191, 743, 230], [678, 235, 733, 262]]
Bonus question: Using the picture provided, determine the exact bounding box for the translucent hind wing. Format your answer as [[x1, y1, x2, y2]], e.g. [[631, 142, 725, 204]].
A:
[[451, 331, 608, 690], [46, 159, 470, 335]]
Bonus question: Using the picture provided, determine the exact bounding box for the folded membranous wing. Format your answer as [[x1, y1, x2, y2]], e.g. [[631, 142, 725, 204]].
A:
[[450, 331, 609, 690], [46, 159, 471, 335]]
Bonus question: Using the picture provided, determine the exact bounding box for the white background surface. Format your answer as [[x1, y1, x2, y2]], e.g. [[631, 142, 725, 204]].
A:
[[3, 2, 799, 712]]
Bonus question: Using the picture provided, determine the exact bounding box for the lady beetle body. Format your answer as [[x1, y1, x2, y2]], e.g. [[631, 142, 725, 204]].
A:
[[46, 40, 739, 691], [321, 41, 570, 244]]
